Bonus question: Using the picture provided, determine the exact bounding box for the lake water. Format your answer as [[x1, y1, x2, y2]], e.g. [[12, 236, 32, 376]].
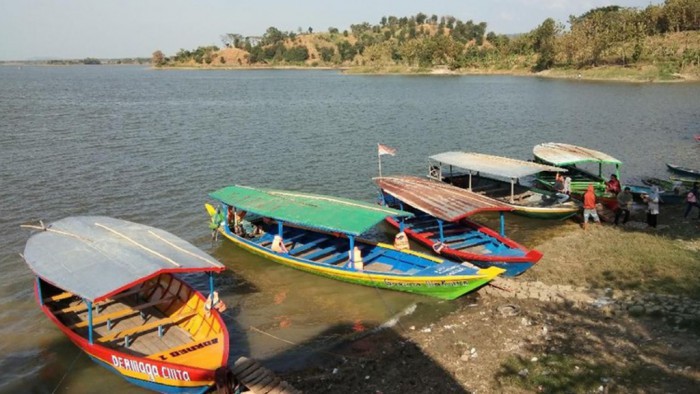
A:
[[0, 66, 698, 393]]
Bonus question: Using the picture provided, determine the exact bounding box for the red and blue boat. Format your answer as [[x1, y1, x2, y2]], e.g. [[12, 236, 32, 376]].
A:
[[374, 176, 542, 276], [22, 216, 229, 393]]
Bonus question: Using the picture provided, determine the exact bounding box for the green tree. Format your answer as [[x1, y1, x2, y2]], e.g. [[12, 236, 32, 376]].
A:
[[151, 50, 165, 67], [532, 18, 558, 70]]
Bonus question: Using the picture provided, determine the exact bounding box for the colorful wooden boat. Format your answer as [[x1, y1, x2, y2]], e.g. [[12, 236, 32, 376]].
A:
[[428, 152, 580, 220], [533, 142, 622, 208], [207, 185, 504, 300], [666, 163, 700, 178], [374, 176, 542, 276], [22, 216, 228, 394]]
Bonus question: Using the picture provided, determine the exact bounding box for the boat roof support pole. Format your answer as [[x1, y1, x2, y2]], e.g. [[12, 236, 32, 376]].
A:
[[616, 163, 620, 180], [468, 172, 472, 191], [87, 300, 93, 345], [438, 220, 445, 243], [500, 212, 505, 237], [347, 236, 355, 268], [399, 219, 404, 232], [209, 272, 215, 297], [598, 163, 602, 178], [277, 221, 284, 237], [510, 178, 515, 204], [36, 277, 43, 306]]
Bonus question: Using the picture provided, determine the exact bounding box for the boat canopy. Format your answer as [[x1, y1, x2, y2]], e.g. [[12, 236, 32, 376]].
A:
[[210, 185, 413, 236], [374, 176, 513, 222], [429, 152, 566, 179], [23, 216, 224, 302], [533, 143, 622, 166]]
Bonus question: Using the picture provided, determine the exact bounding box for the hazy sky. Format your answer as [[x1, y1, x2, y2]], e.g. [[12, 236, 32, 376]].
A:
[[0, 0, 663, 61]]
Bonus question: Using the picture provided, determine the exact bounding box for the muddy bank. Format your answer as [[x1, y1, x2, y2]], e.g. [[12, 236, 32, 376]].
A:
[[281, 291, 700, 393]]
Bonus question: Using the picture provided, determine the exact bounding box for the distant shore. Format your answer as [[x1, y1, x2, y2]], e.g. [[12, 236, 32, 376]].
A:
[[4, 61, 698, 83]]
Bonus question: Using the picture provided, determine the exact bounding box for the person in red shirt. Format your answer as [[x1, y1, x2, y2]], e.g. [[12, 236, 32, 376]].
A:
[[605, 174, 621, 195], [583, 184, 601, 230]]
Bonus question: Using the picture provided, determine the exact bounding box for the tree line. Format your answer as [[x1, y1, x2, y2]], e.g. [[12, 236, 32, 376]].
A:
[[152, 0, 699, 73]]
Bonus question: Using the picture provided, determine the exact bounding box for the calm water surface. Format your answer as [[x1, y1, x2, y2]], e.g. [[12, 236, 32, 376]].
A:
[[0, 66, 698, 393]]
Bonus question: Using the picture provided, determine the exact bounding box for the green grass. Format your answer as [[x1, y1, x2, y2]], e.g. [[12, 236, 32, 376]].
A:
[[528, 220, 700, 298]]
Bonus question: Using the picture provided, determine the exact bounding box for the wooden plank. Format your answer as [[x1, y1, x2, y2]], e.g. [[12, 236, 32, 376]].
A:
[[69, 296, 176, 329], [43, 291, 76, 303], [97, 311, 197, 343]]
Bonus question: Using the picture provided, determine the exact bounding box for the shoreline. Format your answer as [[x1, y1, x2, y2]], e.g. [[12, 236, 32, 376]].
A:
[[5, 61, 698, 83], [278, 204, 700, 392]]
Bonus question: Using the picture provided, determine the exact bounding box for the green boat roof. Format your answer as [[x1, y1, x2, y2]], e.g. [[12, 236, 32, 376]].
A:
[[209, 185, 413, 236], [533, 143, 622, 166]]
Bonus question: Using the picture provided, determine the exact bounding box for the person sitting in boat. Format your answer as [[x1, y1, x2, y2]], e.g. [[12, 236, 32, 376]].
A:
[[226, 206, 235, 228], [605, 174, 621, 195], [271, 235, 288, 253], [553, 173, 569, 203], [233, 210, 247, 235], [393, 232, 410, 250], [350, 246, 363, 270]]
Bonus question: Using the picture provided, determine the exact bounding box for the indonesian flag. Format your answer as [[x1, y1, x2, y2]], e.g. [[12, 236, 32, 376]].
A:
[[378, 143, 396, 156]]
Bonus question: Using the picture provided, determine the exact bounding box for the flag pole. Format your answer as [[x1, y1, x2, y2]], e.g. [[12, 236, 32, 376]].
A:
[[378, 146, 382, 177]]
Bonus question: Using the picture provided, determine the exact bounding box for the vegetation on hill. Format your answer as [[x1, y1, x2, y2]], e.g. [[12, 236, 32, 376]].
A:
[[153, 0, 700, 80]]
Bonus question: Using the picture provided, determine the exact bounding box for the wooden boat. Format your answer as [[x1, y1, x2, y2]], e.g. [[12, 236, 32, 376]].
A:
[[428, 152, 580, 220], [666, 163, 700, 178], [627, 182, 684, 204], [374, 176, 542, 276], [207, 185, 504, 300], [22, 217, 228, 394], [533, 143, 623, 208]]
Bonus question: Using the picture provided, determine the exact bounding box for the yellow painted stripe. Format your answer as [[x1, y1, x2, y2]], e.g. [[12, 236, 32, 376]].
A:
[[219, 230, 499, 283]]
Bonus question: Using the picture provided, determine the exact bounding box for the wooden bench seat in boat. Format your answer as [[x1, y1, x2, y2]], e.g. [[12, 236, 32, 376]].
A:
[[68, 296, 176, 329], [451, 238, 491, 250], [302, 246, 338, 260], [97, 311, 197, 344], [288, 237, 327, 256], [43, 291, 78, 304], [322, 253, 348, 265], [55, 283, 159, 315]]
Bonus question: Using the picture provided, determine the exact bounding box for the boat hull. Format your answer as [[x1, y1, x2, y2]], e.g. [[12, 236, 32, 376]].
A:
[[35, 276, 228, 393], [216, 225, 500, 300], [385, 217, 540, 276], [667, 163, 700, 178], [508, 203, 579, 220]]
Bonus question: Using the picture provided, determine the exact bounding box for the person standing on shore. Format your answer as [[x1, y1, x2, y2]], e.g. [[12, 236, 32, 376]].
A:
[[582, 184, 601, 230], [683, 182, 700, 219], [643, 186, 660, 228], [614, 187, 633, 225]]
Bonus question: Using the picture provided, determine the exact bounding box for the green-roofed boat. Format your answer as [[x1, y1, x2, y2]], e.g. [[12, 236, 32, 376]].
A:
[[206, 185, 503, 300]]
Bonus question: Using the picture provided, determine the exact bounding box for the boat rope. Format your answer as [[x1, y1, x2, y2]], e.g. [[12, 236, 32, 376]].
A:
[[20, 222, 92, 242], [147, 230, 220, 267], [51, 348, 82, 394], [248, 326, 371, 361], [94, 223, 181, 267]]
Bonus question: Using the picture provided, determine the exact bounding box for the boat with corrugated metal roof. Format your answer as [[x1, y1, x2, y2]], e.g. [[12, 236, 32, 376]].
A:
[[428, 152, 580, 220], [374, 175, 542, 276], [207, 185, 503, 300], [21, 217, 229, 394]]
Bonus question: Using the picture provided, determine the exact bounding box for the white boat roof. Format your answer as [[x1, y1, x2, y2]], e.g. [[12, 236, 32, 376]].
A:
[[533, 142, 622, 166], [23, 216, 224, 302], [429, 152, 567, 179]]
